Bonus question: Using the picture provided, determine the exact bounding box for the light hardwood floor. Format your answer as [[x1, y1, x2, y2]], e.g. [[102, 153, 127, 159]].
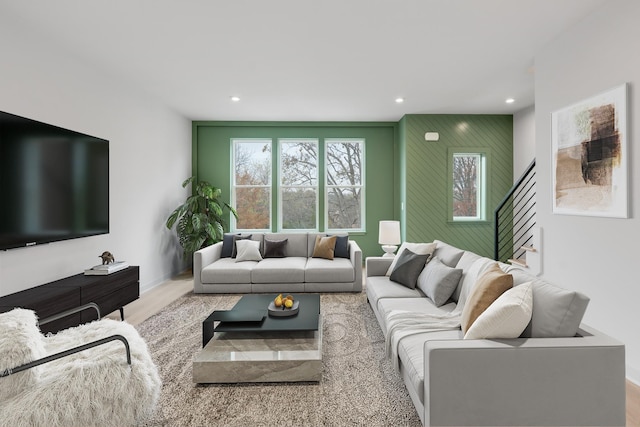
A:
[[117, 275, 640, 425]]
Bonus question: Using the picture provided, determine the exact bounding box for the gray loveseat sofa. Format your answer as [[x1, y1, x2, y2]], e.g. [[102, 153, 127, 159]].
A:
[[366, 240, 626, 427], [194, 232, 362, 293]]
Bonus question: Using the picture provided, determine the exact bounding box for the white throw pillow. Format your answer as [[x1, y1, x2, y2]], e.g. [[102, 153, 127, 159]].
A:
[[235, 239, 263, 262], [464, 281, 533, 340], [386, 242, 437, 276]]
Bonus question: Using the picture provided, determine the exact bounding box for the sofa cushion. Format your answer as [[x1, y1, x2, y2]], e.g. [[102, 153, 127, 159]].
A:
[[305, 257, 354, 283], [220, 233, 238, 258], [432, 240, 465, 267], [390, 249, 429, 289], [386, 242, 437, 276], [461, 263, 513, 334], [417, 257, 463, 307], [366, 277, 424, 311], [263, 238, 288, 258], [522, 279, 590, 338], [464, 281, 533, 339], [202, 258, 256, 284], [451, 251, 482, 302], [268, 233, 308, 257], [397, 329, 463, 406], [312, 235, 337, 260], [0, 308, 47, 401], [251, 257, 307, 283], [235, 239, 263, 262]]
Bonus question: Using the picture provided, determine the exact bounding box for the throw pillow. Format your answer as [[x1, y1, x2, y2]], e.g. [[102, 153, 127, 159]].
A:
[[220, 233, 238, 258], [460, 263, 513, 334], [416, 257, 463, 307], [331, 235, 350, 258], [235, 239, 263, 262], [386, 242, 437, 276], [389, 248, 430, 289], [264, 238, 288, 258], [0, 308, 47, 401], [231, 234, 252, 258], [312, 235, 337, 260], [464, 282, 533, 340]]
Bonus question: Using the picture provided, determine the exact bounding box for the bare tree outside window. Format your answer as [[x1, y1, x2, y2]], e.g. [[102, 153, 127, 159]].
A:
[[280, 140, 318, 229], [452, 153, 484, 220], [326, 140, 364, 230], [233, 140, 271, 230]]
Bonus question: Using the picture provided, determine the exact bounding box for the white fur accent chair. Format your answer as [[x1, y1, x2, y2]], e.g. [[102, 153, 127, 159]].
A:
[[0, 308, 161, 427]]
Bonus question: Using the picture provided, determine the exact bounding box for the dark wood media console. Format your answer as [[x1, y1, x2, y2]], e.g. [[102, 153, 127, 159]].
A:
[[0, 266, 139, 334]]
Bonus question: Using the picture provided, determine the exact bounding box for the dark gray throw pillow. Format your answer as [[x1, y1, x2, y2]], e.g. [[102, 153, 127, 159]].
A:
[[264, 238, 288, 258], [221, 233, 238, 258], [231, 234, 252, 258], [389, 248, 429, 289], [331, 235, 350, 258]]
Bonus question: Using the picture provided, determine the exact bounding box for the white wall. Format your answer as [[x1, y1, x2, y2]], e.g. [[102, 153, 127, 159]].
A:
[[0, 19, 191, 296], [513, 105, 536, 180], [535, 0, 640, 384]]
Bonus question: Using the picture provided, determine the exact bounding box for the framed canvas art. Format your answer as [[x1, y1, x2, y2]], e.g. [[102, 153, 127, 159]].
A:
[[551, 83, 628, 218]]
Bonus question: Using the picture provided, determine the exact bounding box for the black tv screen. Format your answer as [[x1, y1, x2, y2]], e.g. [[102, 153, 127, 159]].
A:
[[0, 111, 109, 250]]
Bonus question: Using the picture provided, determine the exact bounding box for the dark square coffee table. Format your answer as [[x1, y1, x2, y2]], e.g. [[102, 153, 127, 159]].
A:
[[193, 293, 323, 384], [202, 294, 320, 346]]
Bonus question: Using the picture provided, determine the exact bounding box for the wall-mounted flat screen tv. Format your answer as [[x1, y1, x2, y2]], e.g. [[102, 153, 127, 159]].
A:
[[0, 111, 109, 250]]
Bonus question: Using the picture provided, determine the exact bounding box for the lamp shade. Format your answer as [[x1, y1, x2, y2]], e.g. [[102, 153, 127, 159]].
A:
[[378, 220, 401, 245]]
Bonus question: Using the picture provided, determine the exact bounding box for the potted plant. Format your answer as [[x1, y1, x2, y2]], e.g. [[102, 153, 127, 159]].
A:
[[166, 176, 238, 259]]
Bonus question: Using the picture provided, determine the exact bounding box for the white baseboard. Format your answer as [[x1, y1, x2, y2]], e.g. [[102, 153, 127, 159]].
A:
[[628, 364, 640, 386]]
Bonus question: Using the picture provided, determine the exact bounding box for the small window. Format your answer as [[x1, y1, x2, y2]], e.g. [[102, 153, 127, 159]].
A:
[[451, 151, 487, 221], [232, 139, 272, 230]]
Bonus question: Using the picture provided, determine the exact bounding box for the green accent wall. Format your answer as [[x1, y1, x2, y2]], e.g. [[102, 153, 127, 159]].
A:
[[191, 115, 513, 261], [192, 121, 397, 259], [401, 114, 513, 258]]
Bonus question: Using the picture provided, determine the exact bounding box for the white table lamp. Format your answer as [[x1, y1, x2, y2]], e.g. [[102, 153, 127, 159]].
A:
[[378, 220, 401, 257]]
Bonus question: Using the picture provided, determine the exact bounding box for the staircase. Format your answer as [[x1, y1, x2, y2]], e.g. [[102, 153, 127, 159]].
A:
[[494, 159, 536, 265]]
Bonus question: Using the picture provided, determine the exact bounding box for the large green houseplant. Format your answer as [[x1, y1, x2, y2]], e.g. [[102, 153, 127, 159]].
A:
[[166, 177, 237, 259]]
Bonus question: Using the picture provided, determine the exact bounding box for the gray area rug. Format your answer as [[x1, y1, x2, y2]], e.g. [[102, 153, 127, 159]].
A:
[[137, 290, 421, 426]]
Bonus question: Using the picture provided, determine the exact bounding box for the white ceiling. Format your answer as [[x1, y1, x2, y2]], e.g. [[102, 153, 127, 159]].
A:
[[2, 0, 607, 121]]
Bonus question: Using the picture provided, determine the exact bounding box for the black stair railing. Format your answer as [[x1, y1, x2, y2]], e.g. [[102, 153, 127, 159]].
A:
[[494, 159, 536, 263]]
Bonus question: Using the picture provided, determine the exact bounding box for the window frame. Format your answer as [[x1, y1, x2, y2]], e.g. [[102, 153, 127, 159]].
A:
[[231, 138, 273, 232], [277, 138, 319, 231], [448, 148, 489, 223], [324, 138, 366, 232]]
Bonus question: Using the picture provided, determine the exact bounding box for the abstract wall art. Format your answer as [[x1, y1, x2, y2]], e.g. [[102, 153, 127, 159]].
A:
[[551, 83, 628, 218]]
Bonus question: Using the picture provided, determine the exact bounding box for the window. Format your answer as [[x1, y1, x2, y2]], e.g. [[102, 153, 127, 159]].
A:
[[232, 139, 272, 230], [325, 139, 364, 230], [451, 151, 486, 221], [279, 139, 318, 230]]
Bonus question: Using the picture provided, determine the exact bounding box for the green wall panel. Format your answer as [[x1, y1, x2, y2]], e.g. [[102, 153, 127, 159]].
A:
[[192, 121, 397, 259], [402, 114, 513, 258]]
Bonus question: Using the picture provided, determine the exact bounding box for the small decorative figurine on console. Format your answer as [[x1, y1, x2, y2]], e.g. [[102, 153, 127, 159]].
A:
[[99, 251, 115, 265]]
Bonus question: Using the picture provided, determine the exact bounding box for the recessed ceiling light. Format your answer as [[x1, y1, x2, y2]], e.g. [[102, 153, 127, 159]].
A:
[[395, 97, 404, 104], [505, 98, 515, 104], [230, 96, 240, 102]]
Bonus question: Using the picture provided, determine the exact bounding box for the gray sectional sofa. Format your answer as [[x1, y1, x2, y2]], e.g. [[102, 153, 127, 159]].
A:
[[367, 240, 626, 427], [194, 232, 362, 293]]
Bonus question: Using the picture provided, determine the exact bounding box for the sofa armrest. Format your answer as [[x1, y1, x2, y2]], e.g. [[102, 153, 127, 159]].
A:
[[423, 325, 626, 426], [348, 240, 363, 292], [193, 242, 222, 293], [365, 257, 393, 277]]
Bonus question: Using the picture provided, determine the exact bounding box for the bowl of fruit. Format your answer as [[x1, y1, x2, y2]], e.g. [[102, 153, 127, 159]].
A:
[[268, 294, 299, 317]]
